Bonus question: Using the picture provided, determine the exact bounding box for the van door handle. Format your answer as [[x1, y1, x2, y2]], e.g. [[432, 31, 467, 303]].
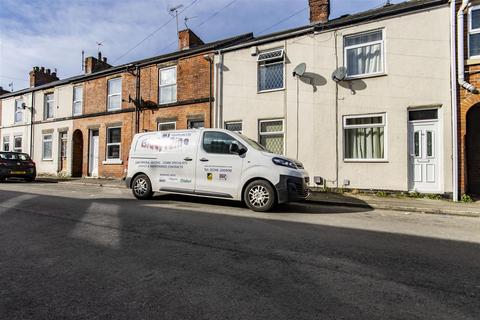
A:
[[199, 158, 209, 162], [184, 157, 193, 161]]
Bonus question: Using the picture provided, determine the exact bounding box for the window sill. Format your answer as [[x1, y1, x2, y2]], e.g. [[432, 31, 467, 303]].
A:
[[343, 159, 388, 163], [345, 72, 387, 81], [257, 87, 285, 94], [107, 108, 122, 112], [466, 58, 480, 66], [102, 159, 123, 165], [42, 158, 53, 162]]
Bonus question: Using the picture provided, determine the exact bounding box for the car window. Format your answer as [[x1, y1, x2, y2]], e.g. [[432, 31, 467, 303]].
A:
[[0, 153, 30, 160], [202, 131, 244, 154]]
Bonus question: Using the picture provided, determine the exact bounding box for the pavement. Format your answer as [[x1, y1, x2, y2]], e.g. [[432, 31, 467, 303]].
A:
[[37, 176, 480, 217], [0, 181, 479, 319]]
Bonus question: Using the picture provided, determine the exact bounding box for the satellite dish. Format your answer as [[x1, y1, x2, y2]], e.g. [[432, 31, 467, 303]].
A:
[[332, 67, 347, 82], [293, 63, 306, 77]]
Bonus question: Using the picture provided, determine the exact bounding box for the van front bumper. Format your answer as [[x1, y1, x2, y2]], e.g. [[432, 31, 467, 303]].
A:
[[275, 175, 310, 204]]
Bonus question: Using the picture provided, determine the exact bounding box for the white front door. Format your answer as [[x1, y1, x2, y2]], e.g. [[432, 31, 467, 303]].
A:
[[409, 121, 440, 193], [89, 130, 99, 177], [195, 131, 244, 198]]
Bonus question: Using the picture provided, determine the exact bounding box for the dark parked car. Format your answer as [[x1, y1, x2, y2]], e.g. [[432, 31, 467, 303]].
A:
[[0, 152, 36, 182]]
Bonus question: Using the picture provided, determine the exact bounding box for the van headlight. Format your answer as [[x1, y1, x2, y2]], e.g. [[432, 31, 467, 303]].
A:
[[272, 157, 298, 169]]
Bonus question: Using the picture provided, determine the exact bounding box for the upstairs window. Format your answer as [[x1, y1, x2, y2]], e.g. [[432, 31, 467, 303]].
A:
[[469, 6, 480, 58], [44, 93, 54, 119], [344, 30, 384, 78], [107, 78, 122, 111], [73, 86, 83, 116], [14, 99, 23, 123], [159, 66, 177, 104], [257, 49, 284, 92]]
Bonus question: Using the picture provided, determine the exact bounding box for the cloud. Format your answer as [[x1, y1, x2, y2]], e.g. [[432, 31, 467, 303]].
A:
[[0, 0, 402, 90]]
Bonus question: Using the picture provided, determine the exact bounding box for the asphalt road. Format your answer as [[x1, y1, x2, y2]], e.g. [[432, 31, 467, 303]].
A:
[[0, 181, 479, 320]]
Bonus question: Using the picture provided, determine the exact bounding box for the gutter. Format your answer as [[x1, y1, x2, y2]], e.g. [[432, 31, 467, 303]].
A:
[[216, 50, 224, 128], [451, 0, 459, 201]]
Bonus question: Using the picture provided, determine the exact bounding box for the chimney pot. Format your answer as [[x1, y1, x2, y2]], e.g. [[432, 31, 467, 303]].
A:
[[98, 51, 102, 60], [46, 68, 51, 75], [103, 57, 107, 63], [40, 67, 45, 73]]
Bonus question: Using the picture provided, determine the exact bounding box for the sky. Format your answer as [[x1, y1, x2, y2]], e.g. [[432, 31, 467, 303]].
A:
[[0, 0, 403, 91]]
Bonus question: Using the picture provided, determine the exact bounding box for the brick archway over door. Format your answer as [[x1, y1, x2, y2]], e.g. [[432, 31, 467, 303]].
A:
[[72, 129, 83, 177], [466, 105, 480, 194]]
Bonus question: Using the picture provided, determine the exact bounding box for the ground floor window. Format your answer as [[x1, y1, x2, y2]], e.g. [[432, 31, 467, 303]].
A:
[[2, 136, 10, 151], [225, 121, 243, 133], [259, 119, 284, 155], [42, 134, 53, 160], [106, 127, 121, 160], [344, 114, 385, 160], [158, 121, 176, 131], [188, 119, 204, 129], [13, 136, 22, 153]]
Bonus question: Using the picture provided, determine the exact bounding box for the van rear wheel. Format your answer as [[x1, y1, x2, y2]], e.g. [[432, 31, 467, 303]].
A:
[[244, 180, 276, 212], [132, 174, 153, 200]]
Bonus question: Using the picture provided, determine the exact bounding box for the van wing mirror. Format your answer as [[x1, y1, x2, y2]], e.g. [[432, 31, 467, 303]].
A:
[[238, 147, 247, 156], [229, 143, 239, 154]]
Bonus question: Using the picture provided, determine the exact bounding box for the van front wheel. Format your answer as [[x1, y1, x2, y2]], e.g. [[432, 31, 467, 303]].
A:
[[244, 180, 276, 212], [132, 174, 153, 200]]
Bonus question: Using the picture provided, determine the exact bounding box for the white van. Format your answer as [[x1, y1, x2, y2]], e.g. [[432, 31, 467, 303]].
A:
[[125, 129, 310, 211]]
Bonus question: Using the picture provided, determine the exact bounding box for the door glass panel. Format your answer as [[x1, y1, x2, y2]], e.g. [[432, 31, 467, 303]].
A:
[[414, 131, 420, 157], [426, 131, 433, 157]]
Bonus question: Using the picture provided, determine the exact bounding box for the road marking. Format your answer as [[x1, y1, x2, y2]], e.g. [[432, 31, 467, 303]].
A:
[[0, 194, 37, 216]]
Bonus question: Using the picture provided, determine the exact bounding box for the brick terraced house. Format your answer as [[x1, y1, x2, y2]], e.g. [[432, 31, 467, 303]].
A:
[[0, 30, 252, 178]]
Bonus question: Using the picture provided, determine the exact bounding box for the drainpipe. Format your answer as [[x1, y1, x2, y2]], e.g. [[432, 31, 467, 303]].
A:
[[29, 93, 34, 157], [216, 50, 224, 128], [135, 66, 140, 133], [451, 0, 459, 201], [458, 0, 478, 93]]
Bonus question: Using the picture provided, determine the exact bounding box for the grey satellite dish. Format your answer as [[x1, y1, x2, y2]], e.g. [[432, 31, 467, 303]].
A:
[[293, 63, 306, 77], [332, 67, 347, 82]]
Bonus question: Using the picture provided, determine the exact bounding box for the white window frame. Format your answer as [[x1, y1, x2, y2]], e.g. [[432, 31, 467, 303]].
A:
[[42, 133, 53, 161], [258, 118, 285, 155], [107, 78, 122, 111], [157, 121, 176, 131], [469, 5, 480, 59], [343, 113, 387, 162], [257, 48, 285, 93], [344, 29, 385, 79], [224, 121, 243, 133], [14, 99, 23, 123], [105, 126, 121, 161], [44, 92, 55, 120], [73, 86, 83, 116], [13, 135, 22, 153], [2, 136, 10, 151], [159, 66, 177, 105]]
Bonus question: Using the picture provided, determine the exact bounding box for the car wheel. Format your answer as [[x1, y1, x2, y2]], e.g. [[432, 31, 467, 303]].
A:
[[244, 180, 276, 212], [132, 174, 153, 200]]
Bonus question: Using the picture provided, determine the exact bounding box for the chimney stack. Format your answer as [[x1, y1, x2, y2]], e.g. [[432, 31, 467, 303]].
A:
[[29, 66, 60, 88], [178, 29, 204, 51], [0, 86, 9, 96], [309, 0, 330, 24], [85, 51, 112, 74]]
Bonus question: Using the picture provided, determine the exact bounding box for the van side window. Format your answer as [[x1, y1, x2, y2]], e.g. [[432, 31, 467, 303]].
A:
[[203, 132, 242, 154]]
